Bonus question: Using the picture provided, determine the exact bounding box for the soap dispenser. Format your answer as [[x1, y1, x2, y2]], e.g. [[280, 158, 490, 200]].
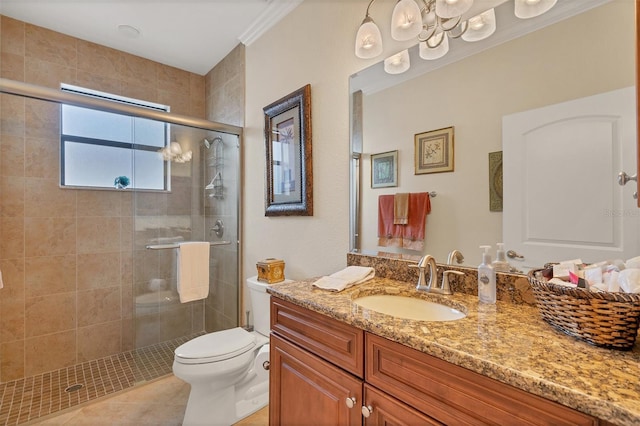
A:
[[492, 243, 511, 273], [478, 245, 496, 304]]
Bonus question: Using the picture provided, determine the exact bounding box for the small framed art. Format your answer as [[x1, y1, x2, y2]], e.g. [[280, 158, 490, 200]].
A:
[[371, 150, 398, 188], [414, 126, 454, 174]]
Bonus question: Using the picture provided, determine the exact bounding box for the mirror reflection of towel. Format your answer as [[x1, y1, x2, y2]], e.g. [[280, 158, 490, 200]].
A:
[[402, 193, 431, 251], [378, 193, 431, 251], [377, 195, 402, 247], [393, 193, 409, 225], [177, 242, 210, 303]]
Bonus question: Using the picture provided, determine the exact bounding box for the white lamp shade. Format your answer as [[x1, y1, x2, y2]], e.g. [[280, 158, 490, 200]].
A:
[[384, 49, 410, 74], [514, 0, 557, 19], [461, 8, 496, 42], [419, 33, 449, 60], [390, 0, 422, 41], [435, 0, 473, 19], [355, 18, 383, 59]]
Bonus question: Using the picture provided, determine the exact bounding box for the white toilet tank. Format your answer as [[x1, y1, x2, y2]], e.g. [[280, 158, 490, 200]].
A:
[[247, 275, 291, 336]]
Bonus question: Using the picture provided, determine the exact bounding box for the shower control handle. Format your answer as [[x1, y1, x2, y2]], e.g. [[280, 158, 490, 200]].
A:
[[210, 219, 224, 238]]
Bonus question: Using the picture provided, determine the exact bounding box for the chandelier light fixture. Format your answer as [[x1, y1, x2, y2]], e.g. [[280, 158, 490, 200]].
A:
[[354, 0, 558, 74]]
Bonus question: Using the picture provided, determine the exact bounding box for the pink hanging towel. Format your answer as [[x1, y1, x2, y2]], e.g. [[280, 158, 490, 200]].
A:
[[377, 195, 403, 247], [402, 192, 431, 251]]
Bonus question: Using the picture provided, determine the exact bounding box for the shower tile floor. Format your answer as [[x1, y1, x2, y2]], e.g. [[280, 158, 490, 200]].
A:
[[0, 334, 201, 426]]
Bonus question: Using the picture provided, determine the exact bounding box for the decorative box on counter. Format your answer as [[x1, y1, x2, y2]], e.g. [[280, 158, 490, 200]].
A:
[[257, 258, 285, 284]]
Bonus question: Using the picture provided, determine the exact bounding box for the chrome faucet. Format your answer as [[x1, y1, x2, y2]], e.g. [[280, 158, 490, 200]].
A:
[[447, 249, 464, 265], [412, 255, 465, 295], [413, 255, 437, 292]]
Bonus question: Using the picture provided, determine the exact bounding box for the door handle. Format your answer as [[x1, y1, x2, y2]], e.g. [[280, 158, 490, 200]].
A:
[[617, 171, 638, 199], [506, 250, 524, 260]]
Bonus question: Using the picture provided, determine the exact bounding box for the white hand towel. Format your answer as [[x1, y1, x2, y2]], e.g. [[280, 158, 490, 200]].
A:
[[312, 266, 375, 292], [177, 242, 210, 303]]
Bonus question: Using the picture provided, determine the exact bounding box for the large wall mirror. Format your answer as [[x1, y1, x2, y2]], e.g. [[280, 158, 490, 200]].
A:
[[350, 0, 637, 272]]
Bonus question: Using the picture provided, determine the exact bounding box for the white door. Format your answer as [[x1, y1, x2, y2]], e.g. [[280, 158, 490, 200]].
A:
[[503, 87, 638, 271]]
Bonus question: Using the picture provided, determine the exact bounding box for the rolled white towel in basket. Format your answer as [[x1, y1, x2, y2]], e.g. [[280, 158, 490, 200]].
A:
[[312, 266, 375, 292]]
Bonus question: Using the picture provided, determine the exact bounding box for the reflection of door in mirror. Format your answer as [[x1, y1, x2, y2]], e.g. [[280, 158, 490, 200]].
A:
[[352, 1, 635, 269], [503, 87, 638, 271]]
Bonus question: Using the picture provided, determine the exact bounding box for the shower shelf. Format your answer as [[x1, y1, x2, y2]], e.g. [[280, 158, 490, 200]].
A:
[[205, 137, 224, 199]]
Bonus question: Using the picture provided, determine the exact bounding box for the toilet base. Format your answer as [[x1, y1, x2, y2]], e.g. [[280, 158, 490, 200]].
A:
[[179, 343, 270, 426]]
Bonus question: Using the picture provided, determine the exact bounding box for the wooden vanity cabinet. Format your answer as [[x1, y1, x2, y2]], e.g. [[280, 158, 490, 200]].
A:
[[270, 297, 601, 426], [270, 298, 365, 425]]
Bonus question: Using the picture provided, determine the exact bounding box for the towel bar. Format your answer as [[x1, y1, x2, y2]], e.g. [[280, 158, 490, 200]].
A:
[[145, 241, 231, 250]]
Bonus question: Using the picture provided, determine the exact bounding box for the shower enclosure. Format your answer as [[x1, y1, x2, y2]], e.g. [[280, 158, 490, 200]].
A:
[[0, 78, 242, 422]]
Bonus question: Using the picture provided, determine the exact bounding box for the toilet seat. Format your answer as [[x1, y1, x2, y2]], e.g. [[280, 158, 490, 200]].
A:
[[175, 327, 256, 365]]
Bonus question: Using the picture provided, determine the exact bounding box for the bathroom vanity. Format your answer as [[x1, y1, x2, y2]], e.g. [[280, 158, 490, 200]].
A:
[[267, 276, 639, 425]]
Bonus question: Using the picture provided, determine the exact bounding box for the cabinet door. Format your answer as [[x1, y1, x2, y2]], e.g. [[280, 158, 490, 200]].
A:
[[270, 334, 363, 426], [363, 384, 442, 426]]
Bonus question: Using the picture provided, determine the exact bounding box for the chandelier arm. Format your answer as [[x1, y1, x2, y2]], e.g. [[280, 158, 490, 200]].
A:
[[365, 0, 376, 18], [439, 15, 461, 32], [418, 24, 437, 42], [447, 20, 469, 39], [426, 31, 445, 48]]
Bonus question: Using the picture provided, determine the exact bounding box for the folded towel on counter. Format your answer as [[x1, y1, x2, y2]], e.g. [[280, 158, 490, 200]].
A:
[[393, 193, 409, 225], [402, 192, 431, 251], [177, 242, 210, 303], [312, 266, 375, 292], [378, 195, 403, 247]]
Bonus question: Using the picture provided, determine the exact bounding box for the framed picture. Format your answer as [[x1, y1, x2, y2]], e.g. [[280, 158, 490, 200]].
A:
[[263, 84, 313, 216], [371, 150, 398, 188], [489, 151, 503, 212], [414, 126, 454, 174]]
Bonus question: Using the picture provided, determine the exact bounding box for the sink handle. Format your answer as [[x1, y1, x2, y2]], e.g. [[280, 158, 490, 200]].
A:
[[442, 270, 464, 295]]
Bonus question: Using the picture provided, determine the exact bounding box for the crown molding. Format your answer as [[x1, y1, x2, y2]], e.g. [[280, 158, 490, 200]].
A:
[[239, 0, 304, 46]]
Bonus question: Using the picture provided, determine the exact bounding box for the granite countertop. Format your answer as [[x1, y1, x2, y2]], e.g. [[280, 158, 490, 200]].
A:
[[267, 276, 640, 425]]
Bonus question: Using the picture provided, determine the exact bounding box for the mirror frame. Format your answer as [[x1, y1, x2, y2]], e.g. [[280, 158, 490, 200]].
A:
[[263, 84, 313, 216]]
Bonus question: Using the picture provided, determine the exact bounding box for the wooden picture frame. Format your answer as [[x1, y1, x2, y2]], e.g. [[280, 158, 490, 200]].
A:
[[263, 84, 313, 216], [489, 151, 503, 212], [371, 150, 398, 188], [414, 126, 454, 174]]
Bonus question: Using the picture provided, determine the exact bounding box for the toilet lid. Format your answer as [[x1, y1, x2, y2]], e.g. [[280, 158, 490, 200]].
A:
[[175, 327, 256, 364]]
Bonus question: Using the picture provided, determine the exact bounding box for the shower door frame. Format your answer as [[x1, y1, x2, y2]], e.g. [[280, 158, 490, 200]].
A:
[[0, 77, 245, 328]]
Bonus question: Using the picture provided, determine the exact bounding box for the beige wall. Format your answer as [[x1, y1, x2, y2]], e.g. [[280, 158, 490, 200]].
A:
[[244, 1, 373, 282], [0, 16, 206, 382], [360, 1, 635, 265]]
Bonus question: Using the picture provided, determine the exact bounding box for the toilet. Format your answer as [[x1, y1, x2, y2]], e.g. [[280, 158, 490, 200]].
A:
[[173, 276, 289, 426]]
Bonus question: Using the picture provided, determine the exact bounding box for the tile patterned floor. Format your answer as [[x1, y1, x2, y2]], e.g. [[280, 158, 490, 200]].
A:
[[27, 375, 268, 426], [0, 334, 200, 426]]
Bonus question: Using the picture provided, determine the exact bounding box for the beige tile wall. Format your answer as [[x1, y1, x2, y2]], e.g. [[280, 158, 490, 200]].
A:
[[0, 15, 208, 382], [203, 44, 244, 333]]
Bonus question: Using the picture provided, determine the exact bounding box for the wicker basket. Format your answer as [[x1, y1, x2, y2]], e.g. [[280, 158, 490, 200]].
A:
[[528, 270, 640, 350]]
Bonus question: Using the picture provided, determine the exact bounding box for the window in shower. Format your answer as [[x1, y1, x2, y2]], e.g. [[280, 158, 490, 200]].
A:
[[60, 84, 170, 190]]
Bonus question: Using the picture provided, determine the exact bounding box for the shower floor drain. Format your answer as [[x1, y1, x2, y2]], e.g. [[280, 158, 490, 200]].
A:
[[65, 384, 84, 393]]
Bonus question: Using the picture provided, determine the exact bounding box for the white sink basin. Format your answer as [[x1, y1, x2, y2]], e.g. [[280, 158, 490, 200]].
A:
[[353, 295, 466, 321]]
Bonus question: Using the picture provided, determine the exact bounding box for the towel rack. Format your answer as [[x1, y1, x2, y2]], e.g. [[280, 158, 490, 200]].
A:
[[145, 241, 231, 250]]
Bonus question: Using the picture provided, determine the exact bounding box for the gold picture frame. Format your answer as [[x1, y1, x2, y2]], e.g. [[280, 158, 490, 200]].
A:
[[414, 126, 454, 174]]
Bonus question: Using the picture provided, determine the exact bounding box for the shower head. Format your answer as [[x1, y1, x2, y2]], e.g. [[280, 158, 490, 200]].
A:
[[203, 137, 223, 149], [203, 138, 211, 149]]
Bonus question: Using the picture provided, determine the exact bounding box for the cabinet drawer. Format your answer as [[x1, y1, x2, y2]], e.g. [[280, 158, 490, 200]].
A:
[[364, 384, 442, 426], [366, 333, 597, 426], [271, 297, 364, 378]]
